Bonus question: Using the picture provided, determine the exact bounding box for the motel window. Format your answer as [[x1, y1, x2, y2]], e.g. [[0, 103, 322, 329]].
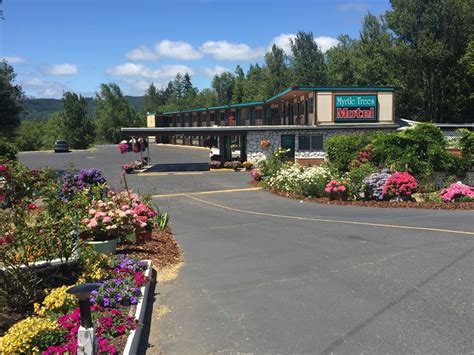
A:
[[309, 97, 314, 113], [299, 135, 324, 150], [210, 113, 215, 123]]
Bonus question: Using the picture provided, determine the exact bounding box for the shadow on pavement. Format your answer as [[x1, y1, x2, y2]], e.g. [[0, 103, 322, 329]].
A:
[[145, 162, 210, 172], [137, 268, 157, 354]]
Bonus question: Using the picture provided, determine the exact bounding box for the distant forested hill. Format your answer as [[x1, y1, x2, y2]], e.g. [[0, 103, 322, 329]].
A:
[[21, 96, 145, 120]]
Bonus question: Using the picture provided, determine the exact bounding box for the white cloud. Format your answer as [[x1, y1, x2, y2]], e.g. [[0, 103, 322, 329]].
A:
[[201, 66, 232, 78], [1, 56, 25, 64], [199, 40, 265, 61], [21, 78, 66, 98], [126, 46, 158, 61], [270, 33, 338, 54], [141, 64, 193, 79], [270, 33, 296, 54], [156, 40, 202, 60], [106, 63, 144, 76], [44, 64, 78, 75], [336, 2, 369, 12], [106, 63, 193, 81], [122, 78, 154, 95], [315, 36, 339, 52]]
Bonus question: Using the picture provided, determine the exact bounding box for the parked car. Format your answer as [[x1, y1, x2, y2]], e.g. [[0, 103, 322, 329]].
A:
[[54, 140, 69, 153]]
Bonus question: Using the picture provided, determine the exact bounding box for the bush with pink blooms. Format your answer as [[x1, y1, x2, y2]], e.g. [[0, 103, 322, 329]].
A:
[[325, 179, 348, 200], [439, 182, 474, 202], [383, 172, 418, 199]]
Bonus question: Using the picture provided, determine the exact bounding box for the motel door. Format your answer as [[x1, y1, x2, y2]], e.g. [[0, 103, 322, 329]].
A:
[[280, 134, 295, 161]]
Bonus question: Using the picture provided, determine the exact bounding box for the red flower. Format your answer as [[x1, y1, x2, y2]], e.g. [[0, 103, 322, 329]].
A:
[[28, 203, 37, 210], [0, 165, 8, 172], [0, 194, 6, 202]]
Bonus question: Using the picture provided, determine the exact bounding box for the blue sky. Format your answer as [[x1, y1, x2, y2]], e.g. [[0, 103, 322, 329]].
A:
[[1, 0, 391, 98]]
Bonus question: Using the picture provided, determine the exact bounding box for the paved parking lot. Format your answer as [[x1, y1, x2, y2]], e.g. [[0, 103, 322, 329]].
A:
[[20, 145, 474, 354]]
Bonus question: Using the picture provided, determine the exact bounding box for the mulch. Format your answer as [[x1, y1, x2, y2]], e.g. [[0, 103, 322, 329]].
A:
[[117, 227, 183, 269], [251, 181, 474, 210]]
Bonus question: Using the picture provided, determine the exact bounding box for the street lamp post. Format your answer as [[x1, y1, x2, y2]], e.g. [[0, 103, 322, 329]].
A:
[[67, 283, 101, 355]]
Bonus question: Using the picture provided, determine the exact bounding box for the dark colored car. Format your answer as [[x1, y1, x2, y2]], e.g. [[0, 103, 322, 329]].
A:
[[54, 140, 69, 153]]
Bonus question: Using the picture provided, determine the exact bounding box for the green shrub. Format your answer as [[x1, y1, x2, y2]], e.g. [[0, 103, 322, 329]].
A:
[[0, 138, 17, 160], [259, 148, 290, 179], [371, 123, 459, 179], [346, 163, 378, 200], [325, 133, 373, 172], [458, 128, 473, 170]]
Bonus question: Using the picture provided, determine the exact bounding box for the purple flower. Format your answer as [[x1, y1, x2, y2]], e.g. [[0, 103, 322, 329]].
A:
[[114, 294, 122, 302], [130, 296, 137, 305], [103, 298, 110, 307]]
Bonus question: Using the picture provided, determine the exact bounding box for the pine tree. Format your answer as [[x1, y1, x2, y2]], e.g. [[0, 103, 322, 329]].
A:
[[290, 31, 327, 86], [231, 65, 245, 104], [264, 45, 291, 96], [212, 72, 235, 105]]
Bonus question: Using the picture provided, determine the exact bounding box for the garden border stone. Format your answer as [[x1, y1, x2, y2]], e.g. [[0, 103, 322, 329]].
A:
[[123, 259, 152, 355]]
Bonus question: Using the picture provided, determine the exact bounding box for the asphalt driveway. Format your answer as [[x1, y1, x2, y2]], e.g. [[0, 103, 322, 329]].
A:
[[19, 145, 474, 354]]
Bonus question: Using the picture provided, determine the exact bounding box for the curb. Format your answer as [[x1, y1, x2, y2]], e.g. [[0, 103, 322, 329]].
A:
[[123, 259, 153, 355]]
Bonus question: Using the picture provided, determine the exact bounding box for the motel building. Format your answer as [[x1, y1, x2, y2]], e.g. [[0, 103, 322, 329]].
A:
[[122, 86, 398, 166]]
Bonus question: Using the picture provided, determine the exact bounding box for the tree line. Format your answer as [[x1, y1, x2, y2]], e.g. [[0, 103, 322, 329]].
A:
[[144, 1, 473, 123], [0, 68, 144, 150]]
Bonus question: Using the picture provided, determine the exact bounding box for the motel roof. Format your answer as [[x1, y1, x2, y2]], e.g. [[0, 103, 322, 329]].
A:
[[121, 123, 399, 137], [154, 86, 398, 116]]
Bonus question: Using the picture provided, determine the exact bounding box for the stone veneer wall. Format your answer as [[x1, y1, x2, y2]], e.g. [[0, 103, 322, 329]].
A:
[[246, 127, 394, 164]]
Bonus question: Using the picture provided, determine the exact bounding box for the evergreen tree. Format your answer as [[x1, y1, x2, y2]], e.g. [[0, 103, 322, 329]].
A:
[[94, 83, 139, 143], [386, 0, 473, 122], [290, 31, 327, 86], [231, 65, 245, 104], [173, 73, 184, 99], [62, 92, 95, 149], [212, 71, 235, 105], [0, 61, 23, 138], [243, 64, 267, 102], [264, 44, 291, 96], [326, 35, 357, 86], [353, 13, 396, 86], [143, 83, 162, 113]]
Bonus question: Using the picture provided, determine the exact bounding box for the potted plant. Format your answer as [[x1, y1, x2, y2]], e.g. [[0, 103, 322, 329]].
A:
[[242, 161, 254, 171], [260, 139, 271, 149], [80, 200, 125, 254], [132, 203, 157, 242], [122, 163, 134, 174]]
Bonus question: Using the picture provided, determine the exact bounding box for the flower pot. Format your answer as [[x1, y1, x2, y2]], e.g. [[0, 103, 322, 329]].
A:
[[137, 230, 152, 243], [85, 238, 118, 254]]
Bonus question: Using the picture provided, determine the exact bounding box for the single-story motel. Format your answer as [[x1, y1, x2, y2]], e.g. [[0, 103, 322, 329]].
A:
[[122, 86, 399, 165]]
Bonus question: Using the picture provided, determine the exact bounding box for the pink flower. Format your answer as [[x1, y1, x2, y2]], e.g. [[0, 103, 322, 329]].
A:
[[0, 165, 8, 172], [28, 203, 37, 210], [0, 194, 6, 201], [87, 218, 98, 228], [103, 216, 112, 223]]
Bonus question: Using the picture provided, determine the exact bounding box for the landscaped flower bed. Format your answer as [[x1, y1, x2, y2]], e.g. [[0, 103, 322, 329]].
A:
[[0, 252, 152, 354], [254, 131, 473, 210], [0, 159, 181, 353]]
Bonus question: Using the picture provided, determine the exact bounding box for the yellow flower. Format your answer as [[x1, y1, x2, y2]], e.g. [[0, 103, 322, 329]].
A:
[[0, 316, 58, 354], [35, 285, 76, 317]]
